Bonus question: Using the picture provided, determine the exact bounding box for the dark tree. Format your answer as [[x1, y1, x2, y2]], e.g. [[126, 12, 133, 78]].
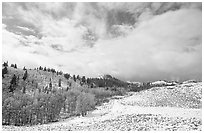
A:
[[23, 70, 28, 81], [58, 71, 63, 75], [23, 66, 26, 70], [51, 68, 56, 73], [39, 66, 43, 70], [73, 75, 76, 82], [22, 87, 26, 93], [11, 64, 15, 68], [58, 78, 62, 87], [87, 78, 91, 84], [9, 74, 17, 92], [48, 79, 52, 93], [10, 74, 17, 85], [2, 66, 8, 78], [77, 75, 80, 80], [44, 67, 47, 71], [82, 76, 86, 83], [3, 61, 8, 67], [66, 86, 70, 91], [64, 73, 70, 80], [49, 78, 52, 89], [47, 68, 50, 72], [14, 64, 17, 69], [90, 83, 94, 88]]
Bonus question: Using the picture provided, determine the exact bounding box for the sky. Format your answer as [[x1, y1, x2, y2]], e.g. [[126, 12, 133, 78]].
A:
[[2, 2, 202, 82]]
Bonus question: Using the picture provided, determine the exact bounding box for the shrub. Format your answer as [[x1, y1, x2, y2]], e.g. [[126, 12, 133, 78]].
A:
[[87, 88, 113, 105], [2, 66, 8, 78], [89, 88, 113, 99], [2, 90, 65, 126], [2, 92, 34, 126], [113, 87, 127, 96], [63, 89, 81, 115], [75, 92, 95, 116]]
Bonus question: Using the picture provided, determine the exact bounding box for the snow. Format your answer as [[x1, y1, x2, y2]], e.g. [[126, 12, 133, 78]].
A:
[[127, 81, 141, 85], [2, 82, 202, 131], [151, 80, 168, 85]]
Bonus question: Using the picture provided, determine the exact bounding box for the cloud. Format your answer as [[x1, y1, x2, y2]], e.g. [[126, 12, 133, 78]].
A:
[[3, 3, 92, 51], [16, 26, 35, 32], [57, 8, 202, 82], [2, 2, 202, 82]]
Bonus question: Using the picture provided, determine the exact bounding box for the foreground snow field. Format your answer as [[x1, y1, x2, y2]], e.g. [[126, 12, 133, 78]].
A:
[[2, 82, 202, 131]]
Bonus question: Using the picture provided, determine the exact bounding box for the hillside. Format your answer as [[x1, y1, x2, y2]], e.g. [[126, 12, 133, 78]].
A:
[[2, 66, 81, 94], [125, 82, 202, 109], [2, 64, 128, 127], [2, 63, 202, 131], [2, 81, 202, 131]]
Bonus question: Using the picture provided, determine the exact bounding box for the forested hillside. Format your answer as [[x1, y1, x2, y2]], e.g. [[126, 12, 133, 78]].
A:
[[2, 61, 127, 126]]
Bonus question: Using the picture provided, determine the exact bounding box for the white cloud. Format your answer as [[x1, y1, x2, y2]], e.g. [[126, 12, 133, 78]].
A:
[[8, 3, 91, 51], [54, 8, 201, 81], [73, 3, 107, 39], [40, 18, 88, 51], [2, 3, 202, 82], [16, 26, 35, 32]]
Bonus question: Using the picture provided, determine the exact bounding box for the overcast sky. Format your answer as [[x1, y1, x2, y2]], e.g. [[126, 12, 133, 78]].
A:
[[2, 2, 202, 82]]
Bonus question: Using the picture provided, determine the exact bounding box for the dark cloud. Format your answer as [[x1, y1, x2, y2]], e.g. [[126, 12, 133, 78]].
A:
[[106, 10, 135, 29], [3, 2, 201, 40], [3, 10, 42, 38]]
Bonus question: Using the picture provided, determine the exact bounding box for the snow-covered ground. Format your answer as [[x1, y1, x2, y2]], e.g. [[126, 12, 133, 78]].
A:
[[2, 82, 202, 131]]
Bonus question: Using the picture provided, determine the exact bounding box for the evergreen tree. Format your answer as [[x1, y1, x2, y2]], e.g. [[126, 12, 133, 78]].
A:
[[77, 75, 80, 80], [22, 81, 26, 94], [2, 66, 8, 78], [49, 78, 52, 89], [39, 66, 43, 70], [14, 64, 17, 69], [9, 74, 17, 92], [64, 73, 70, 80], [23, 70, 28, 81], [23, 66, 26, 70], [11, 64, 14, 68], [87, 78, 91, 84], [51, 68, 56, 73], [44, 67, 47, 71], [73, 75, 76, 82], [66, 86, 70, 91], [82, 76, 86, 83], [58, 79, 61, 87], [58, 71, 63, 75], [3, 61, 8, 67]]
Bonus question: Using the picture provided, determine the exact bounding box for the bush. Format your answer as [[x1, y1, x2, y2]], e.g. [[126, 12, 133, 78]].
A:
[[2, 80, 127, 126], [89, 88, 113, 99], [113, 87, 127, 96], [2, 92, 34, 125], [63, 89, 81, 115], [76, 92, 95, 116], [87, 88, 113, 105], [2, 91, 65, 126]]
